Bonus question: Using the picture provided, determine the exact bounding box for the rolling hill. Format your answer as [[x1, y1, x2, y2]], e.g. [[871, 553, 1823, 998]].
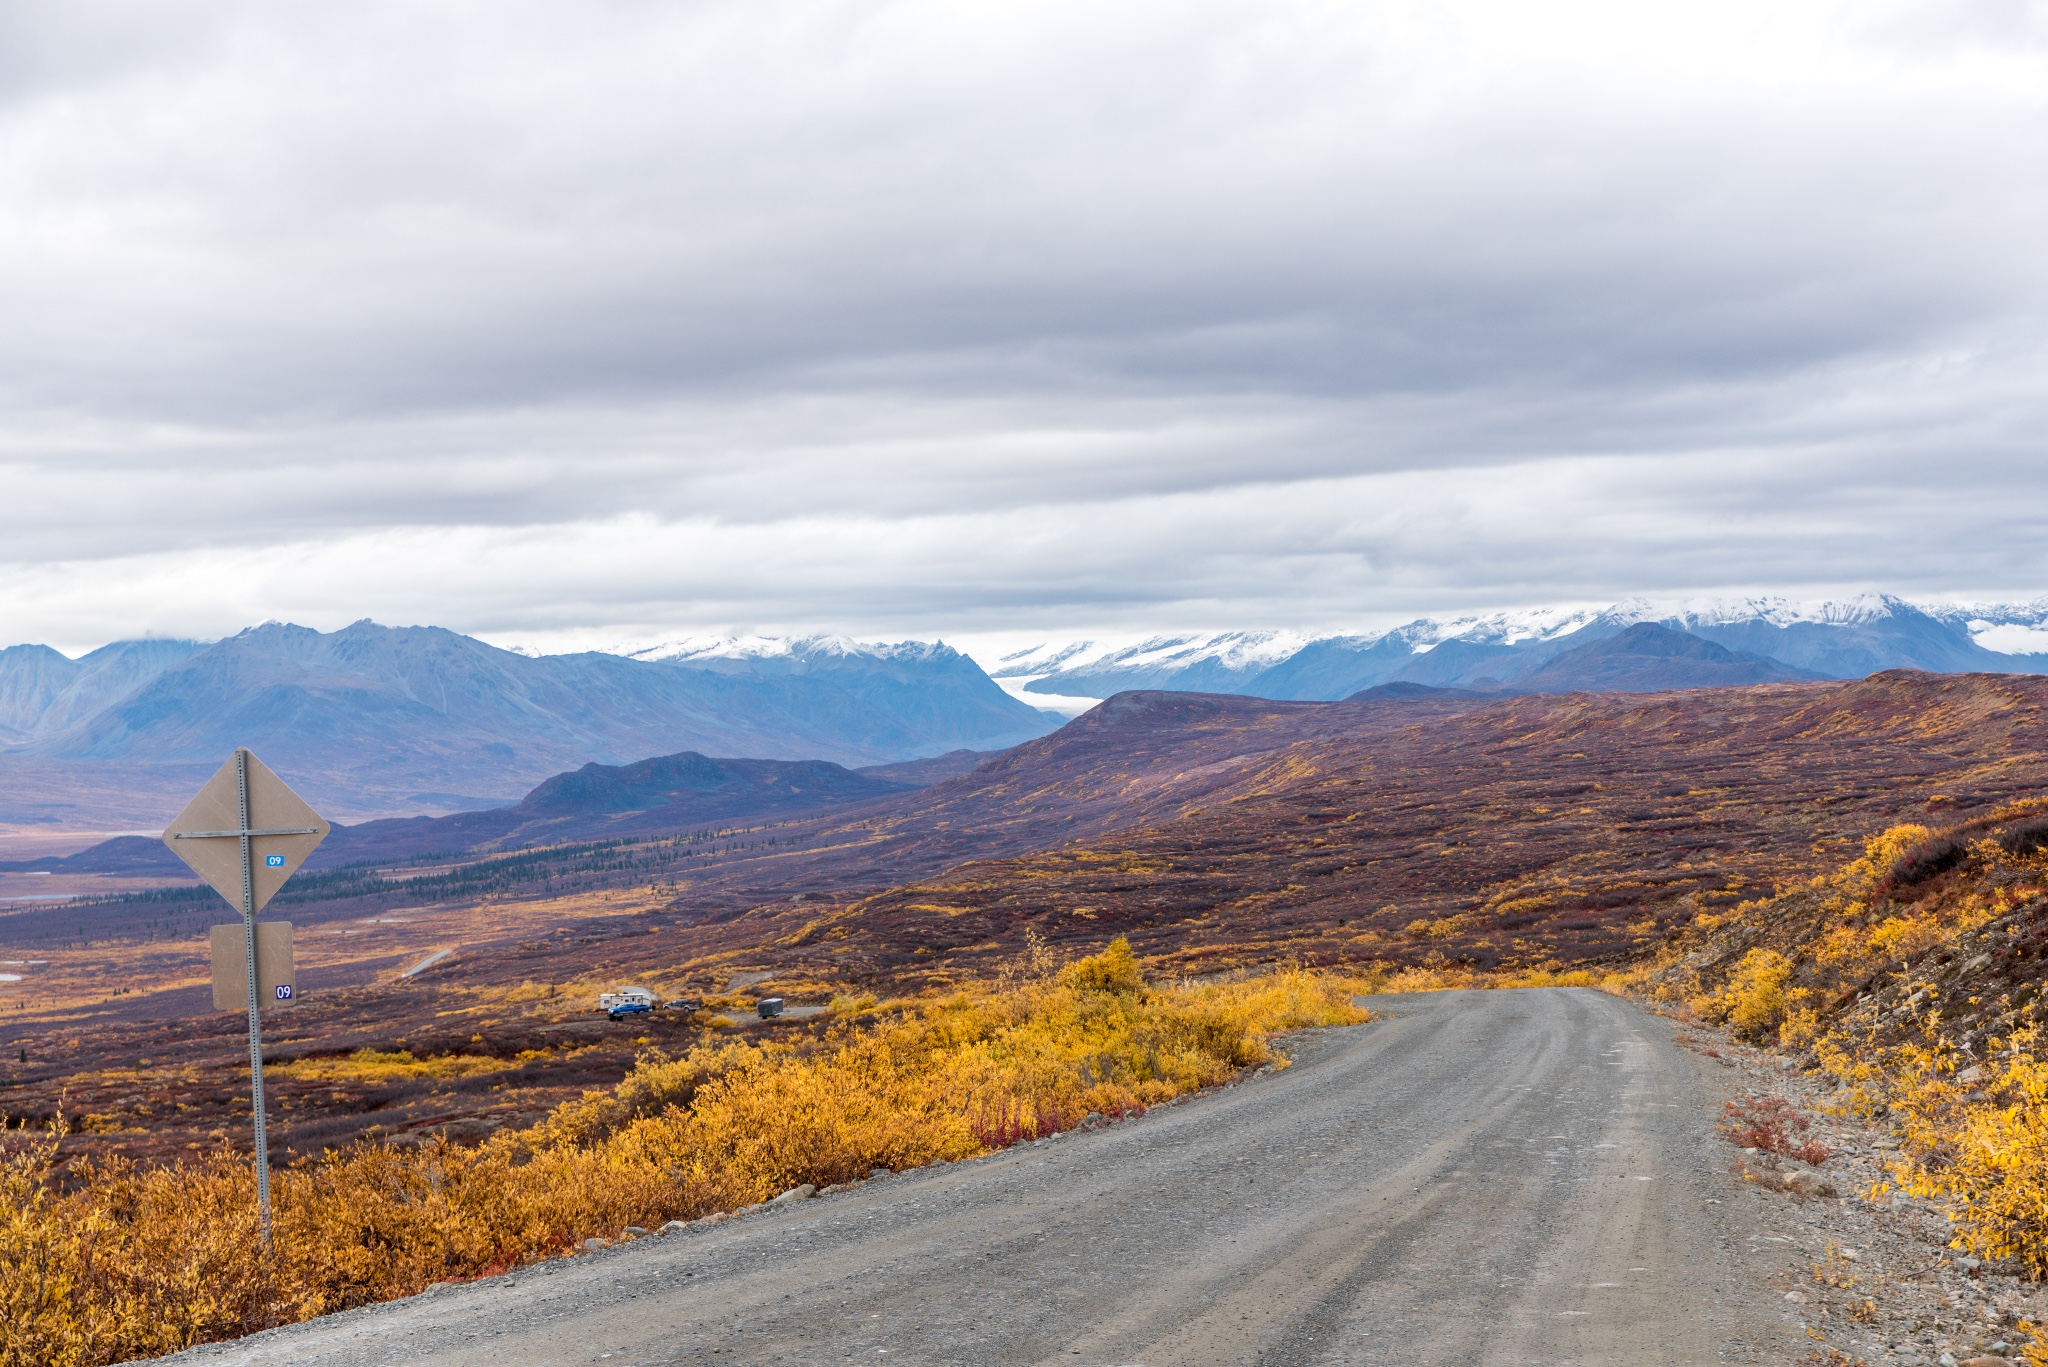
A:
[[0, 687, 1498, 946], [1, 748, 1002, 877], [631, 670, 2048, 989]]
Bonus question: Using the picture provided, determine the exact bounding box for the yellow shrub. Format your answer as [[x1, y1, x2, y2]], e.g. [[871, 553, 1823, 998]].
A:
[[1777, 1006, 1824, 1050], [1709, 948, 1798, 1041], [617, 1037, 982, 1208], [1060, 936, 1143, 993], [1910, 1061, 2048, 1276], [1843, 824, 1932, 896], [273, 1049, 512, 1084], [1378, 963, 1478, 991], [1811, 923, 1871, 968], [1868, 915, 1943, 964], [1489, 894, 1556, 919], [1819, 1019, 2048, 1298], [1884, 1039, 2048, 1279], [1402, 917, 1463, 941]]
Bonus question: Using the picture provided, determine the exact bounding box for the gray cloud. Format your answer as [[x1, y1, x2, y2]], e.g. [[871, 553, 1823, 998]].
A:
[[0, 0, 2045, 651]]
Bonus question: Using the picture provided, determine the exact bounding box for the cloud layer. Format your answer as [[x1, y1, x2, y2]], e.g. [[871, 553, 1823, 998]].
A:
[[2, 0, 2045, 652]]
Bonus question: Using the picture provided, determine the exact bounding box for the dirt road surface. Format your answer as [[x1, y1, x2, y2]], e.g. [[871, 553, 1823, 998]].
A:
[[164, 989, 1805, 1366]]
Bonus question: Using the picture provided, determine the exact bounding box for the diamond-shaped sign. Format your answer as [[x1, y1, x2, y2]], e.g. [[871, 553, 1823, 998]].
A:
[[162, 750, 329, 913]]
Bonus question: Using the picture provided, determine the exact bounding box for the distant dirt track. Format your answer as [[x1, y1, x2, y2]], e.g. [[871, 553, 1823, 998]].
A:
[[163, 989, 1802, 1367]]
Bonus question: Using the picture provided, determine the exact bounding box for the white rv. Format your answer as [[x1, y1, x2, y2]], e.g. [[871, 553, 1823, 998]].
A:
[[596, 986, 657, 1012]]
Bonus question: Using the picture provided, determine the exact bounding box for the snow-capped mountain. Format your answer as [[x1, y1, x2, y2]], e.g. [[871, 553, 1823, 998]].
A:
[[1386, 605, 1615, 650], [987, 640, 1102, 678], [1005, 595, 2048, 702], [1927, 599, 2048, 656], [624, 633, 962, 668], [622, 633, 803, 663], [988, 631, 1320, 697]]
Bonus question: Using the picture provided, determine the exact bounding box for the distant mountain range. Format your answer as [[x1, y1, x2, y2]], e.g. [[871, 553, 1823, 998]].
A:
[[995, 594, 2048, 700], [0, 623, 1058, 820], [8, 592, 2048, 829]]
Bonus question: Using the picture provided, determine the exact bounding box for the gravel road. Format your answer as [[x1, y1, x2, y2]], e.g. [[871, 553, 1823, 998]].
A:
[[164, 988, 1803, 1366]]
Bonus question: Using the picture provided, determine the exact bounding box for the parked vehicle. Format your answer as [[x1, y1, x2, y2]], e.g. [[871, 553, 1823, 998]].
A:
[[606, 1000, 652, 1022], [597, 987, 657, 1012], [756, 997, 784, 1019]]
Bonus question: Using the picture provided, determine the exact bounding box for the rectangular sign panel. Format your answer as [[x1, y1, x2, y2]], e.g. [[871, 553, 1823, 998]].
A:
[[210, 922, 296, 1010]]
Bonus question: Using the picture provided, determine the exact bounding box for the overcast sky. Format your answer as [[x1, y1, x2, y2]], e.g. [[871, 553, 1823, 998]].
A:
[[2, 0, 2045, 656]]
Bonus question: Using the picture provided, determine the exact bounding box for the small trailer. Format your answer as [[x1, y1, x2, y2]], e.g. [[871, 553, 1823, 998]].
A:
[[597, 986, 657, 1013]]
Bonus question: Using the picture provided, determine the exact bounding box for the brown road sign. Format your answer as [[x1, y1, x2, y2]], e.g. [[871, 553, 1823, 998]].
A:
[[211, 922, 296, 1010], [162, 750, 329, 912], [163, 748, 328, 1246]]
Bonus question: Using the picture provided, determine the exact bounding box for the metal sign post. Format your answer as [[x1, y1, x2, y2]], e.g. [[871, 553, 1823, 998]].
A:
[[162, 748, 329, 1243]]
